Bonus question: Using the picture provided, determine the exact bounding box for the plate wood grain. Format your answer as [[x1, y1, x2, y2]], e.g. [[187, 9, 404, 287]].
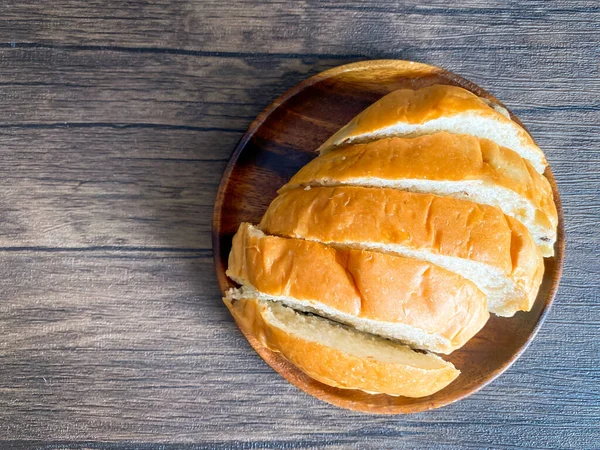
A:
[[212, 60, 565, 414]]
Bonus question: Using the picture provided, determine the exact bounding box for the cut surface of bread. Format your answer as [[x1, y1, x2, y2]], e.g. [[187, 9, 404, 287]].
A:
[[227, 223, 489, 354], [224, 295, 460, 397], [284, 133, 557, 256], [260, 186, 544, 317], [317, 84, 547, 173]]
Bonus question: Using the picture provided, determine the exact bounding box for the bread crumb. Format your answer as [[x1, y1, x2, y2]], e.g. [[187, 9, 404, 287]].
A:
[[342, 156, 347, 160], [304, 186, 311, 191]]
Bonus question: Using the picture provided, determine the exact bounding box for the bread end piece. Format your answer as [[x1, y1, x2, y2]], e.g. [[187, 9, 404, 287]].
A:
[[224, 294, 460, 398], [317, 84, 547, 173]]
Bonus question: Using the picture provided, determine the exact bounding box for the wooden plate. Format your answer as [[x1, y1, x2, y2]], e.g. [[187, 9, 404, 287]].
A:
[[212, 60, 565, 414]]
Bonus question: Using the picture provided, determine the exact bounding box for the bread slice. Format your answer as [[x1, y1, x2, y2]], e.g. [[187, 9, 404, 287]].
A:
[[317, 84, 547, 173], [224, 295, 460, 397], [283, 133, 557, 256], [227, 223, 489, 354], [260, 186, 544, 317]]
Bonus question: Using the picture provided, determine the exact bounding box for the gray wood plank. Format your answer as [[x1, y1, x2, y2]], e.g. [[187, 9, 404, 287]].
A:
[[0, 48, 350, 129], [0, 46, 597, 132], [4, 1, 599, 55], [0, 127, 230, 249]]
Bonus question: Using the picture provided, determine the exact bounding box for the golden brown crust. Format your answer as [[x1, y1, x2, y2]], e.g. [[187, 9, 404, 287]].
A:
[[505, 217, 545, 314], [284, 133, 557, 244], [317, 84, 547, 170], [227, 223, 489, 353], [260, 186, 544, 313], [224, 296, 460, 398]]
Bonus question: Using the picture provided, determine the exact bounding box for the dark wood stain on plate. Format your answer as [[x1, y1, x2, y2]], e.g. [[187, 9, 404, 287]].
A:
[[213, 60, 565, 414]]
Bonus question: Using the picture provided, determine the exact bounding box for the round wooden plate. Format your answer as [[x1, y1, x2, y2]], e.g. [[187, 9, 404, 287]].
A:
[[212, 60, 565, 414]]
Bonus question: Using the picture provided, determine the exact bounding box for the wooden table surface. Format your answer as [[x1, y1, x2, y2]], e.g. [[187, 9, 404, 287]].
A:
[[1, 1, 598, 448]]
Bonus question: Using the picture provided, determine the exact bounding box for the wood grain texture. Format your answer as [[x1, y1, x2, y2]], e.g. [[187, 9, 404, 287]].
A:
[[0, 0, 598, 448]]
